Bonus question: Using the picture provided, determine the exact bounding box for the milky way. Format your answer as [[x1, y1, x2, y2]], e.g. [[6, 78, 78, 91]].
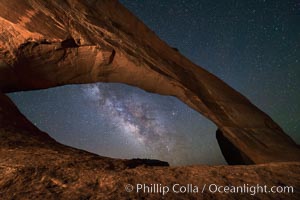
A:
[[82, 84, 185, 162]]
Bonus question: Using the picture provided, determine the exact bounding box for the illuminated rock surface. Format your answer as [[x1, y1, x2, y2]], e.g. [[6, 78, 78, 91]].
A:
[[0, 0, 299, 199]]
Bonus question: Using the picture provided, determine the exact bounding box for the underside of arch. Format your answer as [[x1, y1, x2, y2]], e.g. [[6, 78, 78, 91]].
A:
[[0, 0, 299, 164]]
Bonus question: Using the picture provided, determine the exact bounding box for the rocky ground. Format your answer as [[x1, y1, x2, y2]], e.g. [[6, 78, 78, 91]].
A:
[[0, 136, 299, 200], [1, 127, 299, 200], [0, 93, 299, 200]]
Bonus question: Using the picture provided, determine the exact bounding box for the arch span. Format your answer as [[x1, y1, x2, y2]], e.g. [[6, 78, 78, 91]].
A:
[[0, 0, 299, 164]]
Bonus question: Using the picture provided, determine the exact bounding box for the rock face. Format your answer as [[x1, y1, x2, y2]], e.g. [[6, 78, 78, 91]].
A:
[[0, 1, 299, 199], [0, 0, 299, 164], [1, 93, 299, 200], [0, 0, 300, 164]]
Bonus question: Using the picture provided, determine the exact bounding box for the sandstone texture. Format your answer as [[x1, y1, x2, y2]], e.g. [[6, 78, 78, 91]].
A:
[[0, 0, 300, 199]]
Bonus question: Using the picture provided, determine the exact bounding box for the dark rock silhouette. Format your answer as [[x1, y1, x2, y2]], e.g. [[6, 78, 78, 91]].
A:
[[216, 129, 254, 165], [61, 37, 79, 48], [125, 159, 170, 168]]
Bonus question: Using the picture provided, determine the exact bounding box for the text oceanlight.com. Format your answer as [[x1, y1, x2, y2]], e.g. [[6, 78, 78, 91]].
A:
[[124, 183, 294, 196]]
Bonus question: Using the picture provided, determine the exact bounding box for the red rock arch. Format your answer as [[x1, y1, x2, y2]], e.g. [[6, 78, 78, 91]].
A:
[[0, 0, 299, 164]]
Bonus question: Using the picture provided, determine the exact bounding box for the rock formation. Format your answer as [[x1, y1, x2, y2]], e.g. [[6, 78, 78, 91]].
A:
[[0, 0, 299, 199], [0, 0, 298, 164]]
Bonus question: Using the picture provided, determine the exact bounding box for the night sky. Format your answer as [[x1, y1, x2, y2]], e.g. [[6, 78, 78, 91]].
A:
[[8, 0, 300, 166]]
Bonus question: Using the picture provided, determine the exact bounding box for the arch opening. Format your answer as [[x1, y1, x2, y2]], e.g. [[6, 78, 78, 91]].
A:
[[0, 0, 299, 165], [8, 83, 227, 166]]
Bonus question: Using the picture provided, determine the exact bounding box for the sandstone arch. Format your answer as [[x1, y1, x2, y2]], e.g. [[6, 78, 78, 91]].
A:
[[0, 0, 299, 164]]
